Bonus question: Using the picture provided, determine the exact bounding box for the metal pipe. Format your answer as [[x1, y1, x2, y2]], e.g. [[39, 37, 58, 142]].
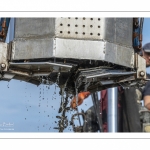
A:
[[91, 92, 103, 132], [107, 87, 118, 132]]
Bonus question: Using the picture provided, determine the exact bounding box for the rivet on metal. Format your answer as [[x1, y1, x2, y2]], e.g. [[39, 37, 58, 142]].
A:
[[139, 71, 145, 77], [1, 63, 6, 68]]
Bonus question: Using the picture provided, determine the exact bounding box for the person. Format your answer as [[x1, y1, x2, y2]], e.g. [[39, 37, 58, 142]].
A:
[[141, 43, 150, 110], [70, 42, 150, 132]]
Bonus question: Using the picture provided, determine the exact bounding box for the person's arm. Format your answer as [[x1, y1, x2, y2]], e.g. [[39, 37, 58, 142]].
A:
[[143, 81, 150, 110], [144, 96, 150, 110], [70, 91, 90, 109]]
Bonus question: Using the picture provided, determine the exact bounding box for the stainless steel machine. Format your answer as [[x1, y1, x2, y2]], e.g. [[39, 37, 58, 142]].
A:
[[0, 18, 147, 132], [0, 18, 146, 92]]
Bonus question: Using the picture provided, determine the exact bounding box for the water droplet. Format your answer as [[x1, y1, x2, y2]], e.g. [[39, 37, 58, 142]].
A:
[[7, 82, 9, 88]]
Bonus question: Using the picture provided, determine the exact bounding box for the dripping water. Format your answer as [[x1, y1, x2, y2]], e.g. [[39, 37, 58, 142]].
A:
[[75, 82, 82, 127]]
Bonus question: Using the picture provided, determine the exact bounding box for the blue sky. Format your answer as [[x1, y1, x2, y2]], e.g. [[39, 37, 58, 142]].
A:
[[0, 18, 149, 132], [142, 18, 150, 46], [143, 18, 150, 73], [0, 80, 93, 132]]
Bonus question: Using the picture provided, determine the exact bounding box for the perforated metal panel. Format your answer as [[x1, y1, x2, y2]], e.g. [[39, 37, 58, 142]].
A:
[[55, 17, 102, 40], [55, 18, 133, 46]]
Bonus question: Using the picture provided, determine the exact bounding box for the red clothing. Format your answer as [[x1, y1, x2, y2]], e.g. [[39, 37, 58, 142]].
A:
[[100, 90, 108, 132]]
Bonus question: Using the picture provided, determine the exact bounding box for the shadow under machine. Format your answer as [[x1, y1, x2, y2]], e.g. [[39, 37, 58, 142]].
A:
[[0, 18, 148, 132]]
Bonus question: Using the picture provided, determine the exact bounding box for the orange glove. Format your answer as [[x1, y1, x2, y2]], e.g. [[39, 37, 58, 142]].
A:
[[70, 91, 90, 109]]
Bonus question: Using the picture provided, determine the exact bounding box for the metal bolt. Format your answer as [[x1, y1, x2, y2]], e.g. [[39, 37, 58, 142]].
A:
[[140, 71, 145, 77], [1, 63, 6, 68]]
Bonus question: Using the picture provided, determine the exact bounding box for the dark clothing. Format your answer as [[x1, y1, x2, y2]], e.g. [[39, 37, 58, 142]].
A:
[[142, 81, 150, 97], [121, 87, 142, 132], [83, 106, 99, 132]]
